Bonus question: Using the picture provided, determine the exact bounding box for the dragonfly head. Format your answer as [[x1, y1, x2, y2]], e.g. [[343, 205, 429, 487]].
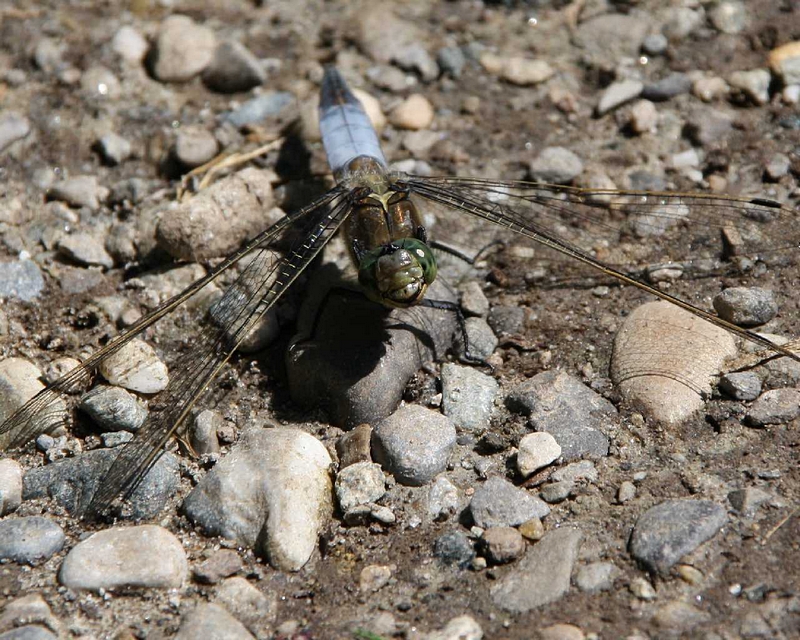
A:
[[358, 238, 437, 308]]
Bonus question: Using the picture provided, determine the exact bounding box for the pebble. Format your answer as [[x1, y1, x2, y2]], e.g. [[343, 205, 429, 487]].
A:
[[718, 371, 762, 401], [629, 99, 657, 134], [596, 80, 643, 116], [518, 517, 544, 541], [487, 305, 525, 336], [641, 33, 668, 56], [0, 260, 45, 302], [78, 385, 147, 432], [629, 499, 727, 573], [662, 7, 703, 40], [0, 111, 31, 152], [426, 615, 483, 640], [57, 232, 114, 269], [685, 108, 734, 145], [480, 526, 525, 564], [428, 475, 459, 520], [372, 405, 455, 486], [462, 317, 498, 361], [0, 517, 65, 565], [745, 388, 800, 427], [469, 476, 549, 528], [479, 53, 554, 86], [183, 427, 333, 571], [630, 576, 657, 600], [528, 146, 584, 184], [202, 41, 265, 93], [173, 126, 219, 168], [223, 92, 295, 128], [98, 339, 169, 393], [80, 66, 121, 99], [516, 432, 561, 477], [652, 601, 710, 632], [727, 487, 772, 515], [437, 46, 466, 78], [692, 76, 730, 102], [709, 1, 748, 34], [713, 287, 777, 326], [641, 73, 692, 101], [193, 549, 243, 584], [432, 530, 474, 567], [190, 409, 222, 455], [440, 363, 498, 431], [573, 14, 650, 61], [0, 459, 23, 515], [157, 167, 278, 261], [110, 25, 148, 64], [96, 132, 132, 165], [460, 282, 489, 317], [505, 371, 612, 460], [0, 359, 64, 447], [359, 564, 393, 592], [769, 41, 800, 86], [490, 527, 582, 612], [540, 481, 573, 503], [100, 431, 133, 447], [173, 603, 254, 640], [335, 461, 385, 512], [728, 68, 771, 105], [617, 480, 636, 503], [151, 15, 217, 82], [575, 561, 618, 592], [33, 37, 67, 74], [389, 94, 434, 130], [611, 301, 737, 424], [47, 176, 108, 211], [336, 423, 372, 468], [214, 576, 276, 636], [765, 153, 791, 180], [0, 593, 61, 638]]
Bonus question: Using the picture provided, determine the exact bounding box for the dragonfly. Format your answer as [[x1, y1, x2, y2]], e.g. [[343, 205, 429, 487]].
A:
[[1, 66, 799, 519]]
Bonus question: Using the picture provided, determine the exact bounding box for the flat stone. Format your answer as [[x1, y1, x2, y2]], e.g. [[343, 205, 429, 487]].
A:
[[480, 526, 525, 564], [213, 576, 276, 638], [713, 287, 777, 326], [745, 388, 800, 427], [539, 481, 573, 503], [718, 371, 762, 401], [173, 126, 219, 168], [629, 499, 727, 573], [0, 593, 61, 638], [173, 603, 254, 640], [441, 363, 498, 432], [575, 561, 619, 593], [0, 261, 45, 302], [183, 427, 333, 571], [479, 53, 554, 86], [641, 73, 692, 101], [47, 176, 108, 211], [0, 625, 59, 639], [728, 487, 772, 515], [372, 405, 456, 486], [516, 432, 561, 477], [203, 41, 265, 93], [685, 108, 734, 145], [596, 80, 643, 116], [469, 476, 549, 528], [335, 461, 385, 512], [57, 232, 114, 269], [59, 525, 187, 590], [150, 15, 216, 82], [652, 601, 711, 632], [529, 146, 584, 184], [79, 385, 147, 432], [0, 111, 31, 152], [0, 458, 23, 515], [193, 549, 243, 585], [98, 339, 169, 394], [490, 527, 582, 612], [0, 517, 65, 565]]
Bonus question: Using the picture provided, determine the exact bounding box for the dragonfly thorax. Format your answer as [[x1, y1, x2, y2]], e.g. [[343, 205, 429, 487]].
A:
[[357, 237, 437, 308]]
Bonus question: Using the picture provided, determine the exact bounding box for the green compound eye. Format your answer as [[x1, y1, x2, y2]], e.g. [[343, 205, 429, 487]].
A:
[[396, 238, 437, 286], [357, 238, 438, 307]]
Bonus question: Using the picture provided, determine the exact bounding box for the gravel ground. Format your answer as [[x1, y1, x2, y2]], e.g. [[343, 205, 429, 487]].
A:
[[1, 1, 799, 639]]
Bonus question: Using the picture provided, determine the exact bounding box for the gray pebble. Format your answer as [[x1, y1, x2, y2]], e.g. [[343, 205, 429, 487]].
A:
[[745, 388, 800, 427], [0, 517, 65, 565], [506, 371, 612, 460], [770, 42, 800, 85], [193, 549, 243, 585], [713, 287, 777, 326], [575, 561, 619, 593], [469, 476, 549, 528], [372, 405, 455, 486], [79, 385, 147, 432], [596, 80, 643, 116], [183, 427, 333, 571], [488, 305, 525, 335], [617, 480, 636, 503], [214, 576, 276, 637], [174, 603, 254, 640], [0, 458, 23, 515], [685, 108, 734, 146], [441, 363, 498, 432], [335, 461, 385, 512], [0, 593, 61, 638], [629, 499, 727, 573], [539, 480, 573, 503], [641, 73, 692, 101], [0, 260, 45, 302], [150, 15, 216, 82], [490, 527, 582, 612], [727, 487, 771, 514], [203, 41, 265, 93], [437, 46, 466, 78], [96, 132, 131, 165], [641, 33, 668, 56], [428, 475, 459, 520], [661, 6, 703, 40], [100, 431, 133, 447], [0, 626, 58, 640], [0, 111, 31, 152], [728, 68, 771, 105], [33, 37, 67, 74], [765, 153, 791, 181], [460, 282, 489, 317], [111, 25, 148, 64], [718, 371, 762, 401], [462, 317, 498, 361], [394, 44, 439, 82], [47, 176, 108, 211], [709, 1, 748, 34], [23, 448, 179, 519], [173, 126, 219, 168], [432, 530, 474, 567], [573, 14, 650, 61], [551, 460, 597, 484], [190, 409, 222, 455], [529, 146, 584, 184], [222, 92, 294, 128], [58, 233, 114, 269], [480, 526, 525, 564]]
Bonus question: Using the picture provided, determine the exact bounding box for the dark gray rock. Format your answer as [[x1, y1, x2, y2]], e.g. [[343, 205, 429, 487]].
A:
[[719, 371, 762, 401], [437, 46, 466, 78], [539, 480, 574, 503], [641, 73, 692, 101], [506, 371, 613, 460], [432, 530, 474, 567], [0, 260, 45, 302], [79, 385, 147, 432], [203, 41, 265, 93], [713, 287, 778, 326], [469, 476, 549, 528], [0, 517, 65, 565], [462, 317, 498, 361], [745, 388, 800, 427], [22, 448, 180, 519], [629, 499, 727, 573]]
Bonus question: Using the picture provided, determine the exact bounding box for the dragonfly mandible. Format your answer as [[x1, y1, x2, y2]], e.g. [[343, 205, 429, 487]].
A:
[[1, 66, 799, 519]]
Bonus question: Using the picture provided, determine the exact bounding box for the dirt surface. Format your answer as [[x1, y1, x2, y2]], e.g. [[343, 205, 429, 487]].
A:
[[1, 1, 799, 639]]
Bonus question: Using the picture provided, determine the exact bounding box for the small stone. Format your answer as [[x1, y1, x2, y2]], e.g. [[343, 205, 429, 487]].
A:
[[662, 7, 703, 40], [336, 423, 372, 468], [727, 487, 771, 515], [460, 282, 489, 317], [516, 432, 561, 477], [709, 1, 748, 34], [518, 517, 544, 541], [0, 517, 65, 565], [728, 68, 771, 105], [629, 99, 657, 134], [769, 41, 800, 86], [641, 73, 692, 101], [0, 359, 66, 448], [713, 287, 777, 326], [173, 127, 219, 168], [481, 526, 525, 564], [80, 66, 121, 99], [190, 409, 222, 455], [617, 480, 636, 503], [629, 499, 727, 573], [58, 233, 114, 269], [223, 92, 295, 128], [642, 33, 668, 56], [79, 385, 147, 432], [596, 80, 643, 115], [677, 564, 704, 585], [213, 576, 276, 636], [0, 459, 23, 515], [462, 317, 498, 361], [432, 530, 474, 567], [173, 603, 254, 640], [0, 593, 61, 638], [529, 146, 584, 184], [96, 132, 132, 165], [359, 564, 393, 592], [47, 176, 108, 211], [540, 480, 573, 503], [765, 153, 791, 180], [575, 561, 618, 593], [469, 476, 549, 528], [539, 624, 585, 640], [441, 363, 498, 431], [193, 550, 244, 585], [111, 25, 148, 63], [0, 260, 45, 302], [202, 41, 265, 93], [372, 405, 456, 486], [745, 388, 800, 427], [652, 601, 710, 632], [33, 37, 66, 74], [437, 46, 466, 78], [718, 371, 762, 401], [100, 431, 133, 447], [427, 615, 483, 640], [98, 339, 169, 393], [630, 577, 657, 600], [428, 475, 459, 520], [335, 461, 385, 512], [0, 111, 31, 152], [389, 94, 434, 130], [685, 108, 734, 145], [480, 53, 554, 86], [692, 76, 730, 102], [150, 15, 217, 82]]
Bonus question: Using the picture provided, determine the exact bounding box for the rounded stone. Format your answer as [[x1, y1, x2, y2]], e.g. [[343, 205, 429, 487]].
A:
[[516, 432, 562, 477], [389, 94, 434, 130], [0, 517, 65, 565], [529, 146, 584, 184], [151, 15, 217, 82], [480, 526, 525, 564], [335, 461, 385, 512], [713, 287, 778, 326], [98, 339, 169, 394]]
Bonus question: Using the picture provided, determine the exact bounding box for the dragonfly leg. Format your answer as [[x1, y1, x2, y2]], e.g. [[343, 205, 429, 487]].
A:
[[429, 239, 505, 265]]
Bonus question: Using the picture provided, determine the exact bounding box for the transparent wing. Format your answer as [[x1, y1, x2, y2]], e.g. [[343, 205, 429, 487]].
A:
[[402, 175, 800, 361]]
